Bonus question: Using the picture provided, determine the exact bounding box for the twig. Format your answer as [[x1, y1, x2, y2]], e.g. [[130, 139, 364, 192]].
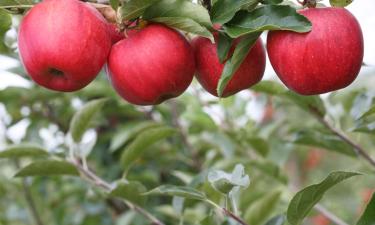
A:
[[69, 158, 165, 225], [314, 204, 350, 225], [222, 208, 249, 225], [310, 107, 375, 168]]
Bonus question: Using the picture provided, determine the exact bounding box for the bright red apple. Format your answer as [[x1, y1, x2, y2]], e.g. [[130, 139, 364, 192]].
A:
[[18, 0, 112, 92], [192, 36, 266, 97], [267, 7, 364, 95], [107, 23, 195, 105], [107, 23, 125, 44]]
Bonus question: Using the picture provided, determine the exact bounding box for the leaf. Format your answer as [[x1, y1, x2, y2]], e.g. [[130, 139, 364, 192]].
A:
[[15, 160, 79, 177], [261, 0, 283, 4], [69, 98, 108, 143], [142, 0, 213, 40], [292, 129, 357, 157], [264, 215, 286, 225], [287, 171, 361, 225], [110, 181, 147, 206], [211, 0, 258, 24], [284, 91, 326, 115], [118, 0, 158, 21], [357, 192, 375, 225], [252, 80, 286, 95], [144, 185, 207, 201], [217, 32, 233, 63], [223, 5, 312, 38], [245, 190, 282, 225], [248, 137, 269, 157], [359, 105, 375, 120], [109, 0, 119, 10], [121, 126, 177, 173], [330, 0, 353, 7], [217, 32, 261, 97], [208, 164, 250, 194], [0, 9, 11, 51], [0, 144, 48, 158]]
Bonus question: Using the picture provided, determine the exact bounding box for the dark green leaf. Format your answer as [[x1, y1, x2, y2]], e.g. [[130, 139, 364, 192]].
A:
[[15, 160, 79, 177], [211, 0, 258, 24], [261, 0, 283, 4], [0, 144, 48, 158], [248, 137, 269, 157], [144, 185, 207, 201], [121, 126, 177, 173], [110, 181, 147, 206], [217, 32, 233, 63], [118, 0, 158, 21], [109, 0, 119, 10], [357, 192, 375, 225], [69, 98, 108, 143], [264, 215, 286, 225], [245, 190, 282, 225], [330, 0, 353, 7], [292, 129, 357, 157], [224, 5, 311, 38], [217, 32, 261, 97], [287, 171, 361, 225]]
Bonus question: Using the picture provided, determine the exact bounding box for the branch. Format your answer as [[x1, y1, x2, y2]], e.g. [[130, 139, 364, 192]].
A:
[[69, 158, 165, 225], [202, 0, 212, 11], [314, 204, 350, 225], [310, 107, 375, 168], [222, 208, 249, 225]]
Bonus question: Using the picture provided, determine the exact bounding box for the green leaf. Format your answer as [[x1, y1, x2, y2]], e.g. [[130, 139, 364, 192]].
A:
[[357, 192, 375, 225], [109, 0, 119, 10], [287, 171, 361, 225], [217, 32, 233, 63], [211, 0, 258, 24], [261, 0, 283, 4], [208, 164, 250, 194], [217, 32, 261, 97], [252, 80, 286, 95], [69, 98, 108, 143], [121, 126, 177, 173], [110, 181, 147, 206], [0, 9, 11, 52], [223, 5, 312, 38], [292, 129, 357, 157], [0, 144, 48, 159], [330, 0, 353, 7], [284, 91, 326, 115], [264, 215, 286, 225], [144, 185, 207, 201], [248, 137, 269, 157], [359, 105, 375, 120], [245, 190, 282, 225], [142, 0, 213, 40], [118, 0, 158, 21], [15, 160, 79, 177]]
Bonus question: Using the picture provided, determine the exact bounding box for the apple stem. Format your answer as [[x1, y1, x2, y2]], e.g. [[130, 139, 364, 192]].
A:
[[296, 0, 317, 8]]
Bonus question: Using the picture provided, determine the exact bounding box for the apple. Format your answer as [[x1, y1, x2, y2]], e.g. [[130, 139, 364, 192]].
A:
[[107, 23, 195, 105], [18, 0, 112, 92], [192, 36, 266, 97], [107, 23, 125, 44], [267, 7, 364, 95]]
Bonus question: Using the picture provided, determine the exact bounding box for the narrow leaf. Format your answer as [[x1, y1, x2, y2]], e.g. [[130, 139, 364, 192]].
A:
[[217, 32, 261, 97], [245, 190, 282, 225], [15, 160, 79, 177], [330, 0, 353, 7], [264, 215, 286, 225], [287, 171, 361, 225], [0, 144, 48, 158], [110, 181, 147, 206], [224, 5, 312, 38], [357, 192, 375, 225], [217, 32, 233, 63], [69, 98, 108, 143], [121, 126, 177, 172], [144, 185, 207, 201]]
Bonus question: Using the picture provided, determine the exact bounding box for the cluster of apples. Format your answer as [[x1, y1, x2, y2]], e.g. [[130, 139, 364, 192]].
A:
[[18, 0, 364, 106]]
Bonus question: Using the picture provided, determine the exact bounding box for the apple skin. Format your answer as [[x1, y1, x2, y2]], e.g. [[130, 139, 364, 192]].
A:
[[191, 36, 266, 97], [18, 0, 112, 92], [107, 23, 195, 105], [107, 23, 125, 44], [267, 7, 364, 95]]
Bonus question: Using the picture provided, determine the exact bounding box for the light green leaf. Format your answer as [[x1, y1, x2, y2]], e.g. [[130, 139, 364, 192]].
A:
[[110, 181, 147, 206], [223, 5, 311, 38], [0, 144, 48, 158], [144, 185, 207, 201], [357, 192, 375, 225], [217, 32, 261, 97], [0, 9, 11, 52], [245, 190, 282, 225], [118, 0, 158, 21], [284, 91, 326, 115], [109, 0, 119, 10], [211, 0, 258, 24], [287, 171, 361, 225], [330, 0, 353, 7], [252, 80, 286, 95], [121, 126, 177, 173], [69, 98, 108, 143], [208, 164, 250, 194], [15, 160, 79, 177], [264, 215, 286, 225]]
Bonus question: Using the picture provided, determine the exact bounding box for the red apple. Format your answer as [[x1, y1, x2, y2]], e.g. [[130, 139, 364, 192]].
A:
[[192, 36, 266, 97], [107, 23, 195, 105], [107, 23, 125, 44], [267, 7, 364, 95], [18, 0, 112, 92]]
